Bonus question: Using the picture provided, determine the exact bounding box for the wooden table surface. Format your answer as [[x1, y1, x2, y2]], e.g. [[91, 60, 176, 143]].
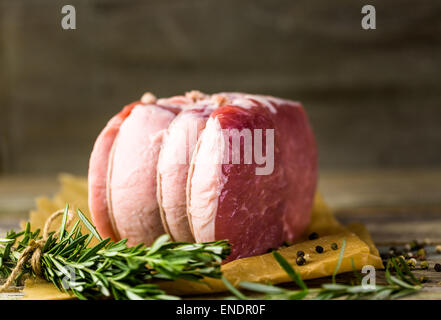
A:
[[1, 168, 441, 300]]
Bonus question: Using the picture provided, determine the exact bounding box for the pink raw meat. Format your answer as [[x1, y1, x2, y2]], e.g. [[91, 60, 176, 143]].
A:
[[157, 97, 219, 241], [108, 104, 178, 246], [187, 94, 317, 262], [89, 91, 208, 245], [88, 101, 138, 241], [89, 91, 317, 261]]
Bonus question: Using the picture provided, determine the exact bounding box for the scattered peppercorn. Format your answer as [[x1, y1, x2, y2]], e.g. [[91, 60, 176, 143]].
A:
[[308, 232, 319, 240], [296, 256, 306, 266], [407, 252, 414, 258], [436, 245, 441, 254], [407, 258, 417, 269], [296, 250, 305, 257], [315, 245, 324, 253], [417, 248, 426, 257], [434, 263, 441, 272], [380, 253, 390, 260], [404, 244, 411, 252], [410, 240, 420, 250], [421, 261, 429, 270], [388, 247, 402, 256], [331, 243, 338, 250]]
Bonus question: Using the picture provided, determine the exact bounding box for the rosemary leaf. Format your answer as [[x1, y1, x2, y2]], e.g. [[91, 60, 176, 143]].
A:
[[0, 205, 231, 300], [272, 251, 307, 290], [332, 238, 346, 284]]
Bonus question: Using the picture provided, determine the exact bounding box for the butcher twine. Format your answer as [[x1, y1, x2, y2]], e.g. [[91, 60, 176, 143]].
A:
[[0, 209, 75, 292]]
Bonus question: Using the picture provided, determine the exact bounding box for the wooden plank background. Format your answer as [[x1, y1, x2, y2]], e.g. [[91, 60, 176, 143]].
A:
[[0, 0, 441, 175]]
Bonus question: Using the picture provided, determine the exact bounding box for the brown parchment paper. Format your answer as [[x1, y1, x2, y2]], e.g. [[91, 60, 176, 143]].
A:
[[22, 174, 383, 300]]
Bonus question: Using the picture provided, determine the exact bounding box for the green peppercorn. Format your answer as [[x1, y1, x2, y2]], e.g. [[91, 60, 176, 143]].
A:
[[410, 240, 419, 250], [420, 261, 429, 270], [315, 245, 324, 253], [331, 243, 338, 250], [308, 232, 319, 240], [417, 248, 426, 257], [407, 258, 416, 269], [296, 250, 305, 257], [296, 256, 306, 266], [434, 263, 441, 272]]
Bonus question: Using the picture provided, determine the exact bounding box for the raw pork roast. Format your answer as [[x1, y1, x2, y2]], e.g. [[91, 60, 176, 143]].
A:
[[88, 91, 317, 261], [157, 97, 217, 242]]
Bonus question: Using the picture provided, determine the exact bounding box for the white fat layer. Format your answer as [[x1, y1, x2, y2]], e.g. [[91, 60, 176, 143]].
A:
[[187, 117, 224, 242], [226, 93, 289, 114], [230, 98, 257, 110], [108, 105, 174, 245]]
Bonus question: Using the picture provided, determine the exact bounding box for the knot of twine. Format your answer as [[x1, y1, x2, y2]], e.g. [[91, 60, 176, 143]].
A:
[[0, 209, 75, 293]]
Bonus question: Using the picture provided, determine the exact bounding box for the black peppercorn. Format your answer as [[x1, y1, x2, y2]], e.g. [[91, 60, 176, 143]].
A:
[[308, 232, 319, 240], [380, 253, 390, 260], [296, 256, 306, 266], [315, 245, 324, 253], [296, 250, 305, 257], [434, 263, 441, 272], [388, 247, 397, 256], [331, 243, 338, 250]]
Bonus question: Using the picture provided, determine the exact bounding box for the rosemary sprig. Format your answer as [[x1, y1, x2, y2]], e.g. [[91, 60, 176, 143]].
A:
[[223, 239, 421, 300], [0, 206, 231, 300]]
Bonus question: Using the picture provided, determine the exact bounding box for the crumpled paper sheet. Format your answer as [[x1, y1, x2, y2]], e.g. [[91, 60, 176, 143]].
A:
[[22, 174, 383, 299]]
